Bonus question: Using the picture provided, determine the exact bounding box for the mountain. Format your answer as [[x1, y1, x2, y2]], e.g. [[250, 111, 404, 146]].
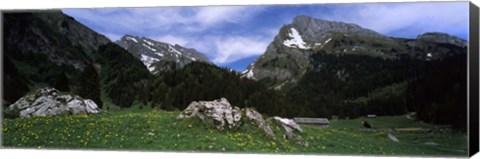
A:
[[3, 11, 151, 109], [4, 11, 111, 70], [115, 35, 210, 74], [241, 15, 467, 129], [242, 15, 467, 89], [3, 11, 111, 104]]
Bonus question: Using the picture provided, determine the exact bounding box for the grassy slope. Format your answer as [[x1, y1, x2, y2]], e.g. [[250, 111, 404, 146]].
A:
[[1, 110, 467, 157]]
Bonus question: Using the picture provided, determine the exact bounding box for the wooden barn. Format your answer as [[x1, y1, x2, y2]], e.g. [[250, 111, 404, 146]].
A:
[[294, 117, 330, 127]]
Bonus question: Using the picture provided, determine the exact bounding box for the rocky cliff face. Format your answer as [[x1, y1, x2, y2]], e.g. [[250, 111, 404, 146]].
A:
[[241, 15, 400, 86], [242, 15, 467, 89], [416, 32, 467, 47], [3, 11, 111, 70], [401, 32, 468, 61], [115, 35, 210, 74]]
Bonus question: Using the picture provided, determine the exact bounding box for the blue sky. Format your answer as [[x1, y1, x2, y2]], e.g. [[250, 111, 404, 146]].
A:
[[62, 2, 469, 71]]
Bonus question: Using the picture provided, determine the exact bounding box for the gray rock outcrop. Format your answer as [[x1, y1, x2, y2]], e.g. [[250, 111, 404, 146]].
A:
[[387, 133, 399, 142], [8, 87, 100, 117], [291, 15, 387, 42], [177, 98, 242, 130], [177, 98, 308, 145], [417, 32, 467, 48], [274, 116, 307, 146], [244, 107, 275, 139]]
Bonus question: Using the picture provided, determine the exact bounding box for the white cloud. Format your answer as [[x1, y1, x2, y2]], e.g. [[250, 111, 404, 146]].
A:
[[64, 6, 263, 34], [136, 34, 271, 65], [322, 2, 468, 38], [211, 35, 270, 64], [63, 6, 271, 65], [194, 6, 250, 26]]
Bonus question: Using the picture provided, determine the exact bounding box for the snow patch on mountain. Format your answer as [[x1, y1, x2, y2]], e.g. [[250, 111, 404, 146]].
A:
[[241, 64, 256, 79], [168, 45, 182, 55], [143, 39, 154, 46], [313, 38, 332, 49], [324, 38, 332, 45], [140, 54, 159, 72], [126, 37, 138, 43], [283, 28, 310, 49], [155, 52, 164, 57], [142, 44, 157, 52]]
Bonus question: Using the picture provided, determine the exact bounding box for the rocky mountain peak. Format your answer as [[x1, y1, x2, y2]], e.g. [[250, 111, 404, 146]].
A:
[[290, 15, 386, 42], [116, 35, 210, 74], [242, 15, 467, 90], [241, 15, 392, 82], [416, 32, 467, 47]]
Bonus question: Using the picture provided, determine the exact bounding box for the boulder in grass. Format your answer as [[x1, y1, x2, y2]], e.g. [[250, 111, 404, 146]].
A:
[[274, 116, 307, 146], [8, 87, 100, 118], [176, 98, 242, 130], [244, 107, 275, 139], [177, 98, 308, 146], [274, 116, 303, 132], [387, 133, 399, 142]]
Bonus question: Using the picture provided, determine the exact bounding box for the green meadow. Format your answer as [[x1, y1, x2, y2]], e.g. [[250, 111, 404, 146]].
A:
[[1, 109, 468, 157]]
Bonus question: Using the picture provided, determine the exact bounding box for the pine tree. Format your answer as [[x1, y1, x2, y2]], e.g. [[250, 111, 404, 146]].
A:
[[77, 63, 103, 108], [54, 71, 70, 92]]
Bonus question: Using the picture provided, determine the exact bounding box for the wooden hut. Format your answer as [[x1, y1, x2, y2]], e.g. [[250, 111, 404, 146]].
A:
[[294, 117, 330, 127]]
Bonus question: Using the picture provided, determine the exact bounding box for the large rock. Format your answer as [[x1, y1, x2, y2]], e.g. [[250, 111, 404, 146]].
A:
[[8, 88, 100, 117], [274, 116, 307, 146], [244, 108, 275, 139], [387, 133, 399, 142], [176, 98, 242, 130], [274, 116, 303, 132], [177, 98, 307, 145]]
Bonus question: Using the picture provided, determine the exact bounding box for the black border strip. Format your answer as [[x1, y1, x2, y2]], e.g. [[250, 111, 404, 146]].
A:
[[0, 11, 4, 148], [469, 2, 479, 157]]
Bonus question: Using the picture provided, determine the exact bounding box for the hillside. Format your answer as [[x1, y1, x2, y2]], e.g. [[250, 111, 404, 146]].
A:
[[2, 11, 152, 109], [145, 62, 297, 117]]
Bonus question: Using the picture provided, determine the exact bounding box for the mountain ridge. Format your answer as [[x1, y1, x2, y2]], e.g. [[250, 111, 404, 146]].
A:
[[4, 11, 111, 70], [115, 35, 210, 74], [241, 15, 467, 89]]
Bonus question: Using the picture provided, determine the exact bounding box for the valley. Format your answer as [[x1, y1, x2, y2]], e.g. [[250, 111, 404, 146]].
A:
[[1, 9, 469, 156]]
